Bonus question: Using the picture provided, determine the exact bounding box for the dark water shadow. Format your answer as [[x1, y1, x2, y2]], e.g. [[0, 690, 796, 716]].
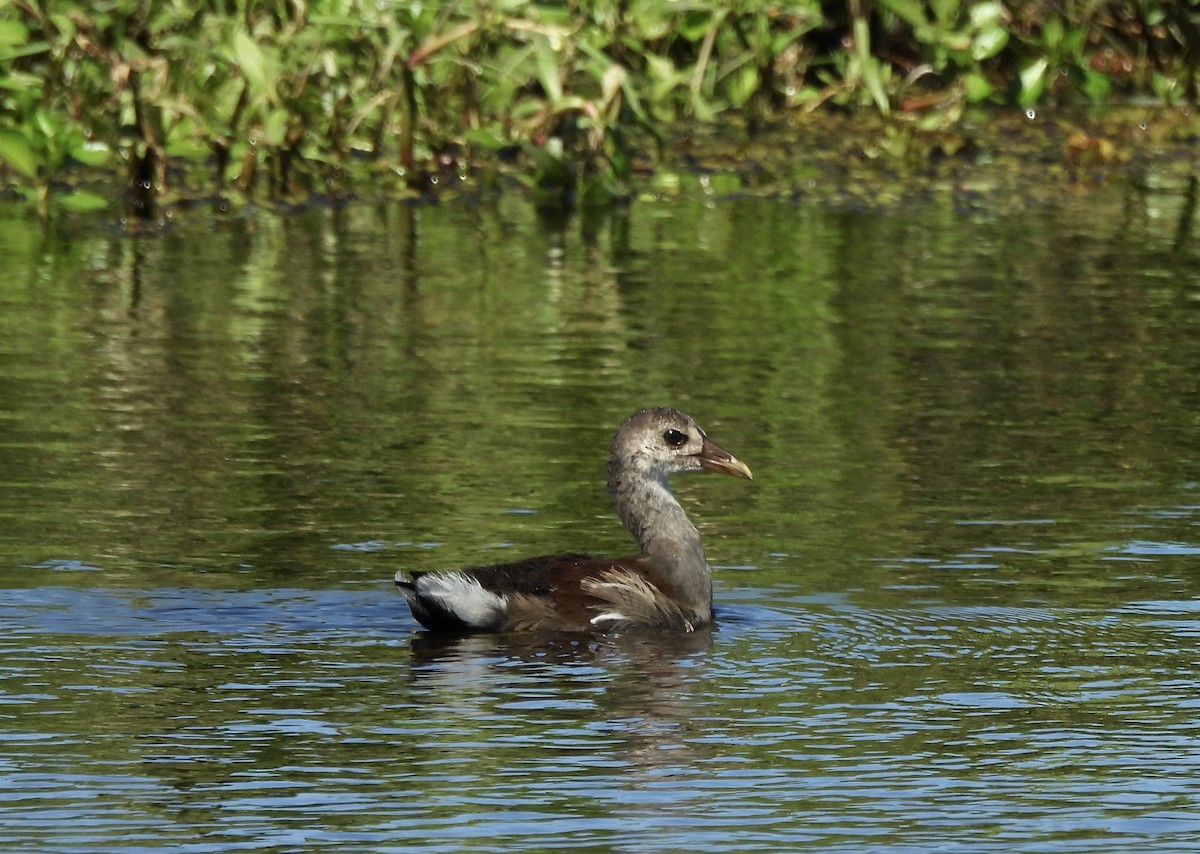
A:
[[402, 628, 718, 768], [407, 625, 714, 671]]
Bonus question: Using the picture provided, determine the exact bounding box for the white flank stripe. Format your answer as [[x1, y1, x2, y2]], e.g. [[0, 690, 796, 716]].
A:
[[417, 573, 507, 628], [590, 611, 629, 626]]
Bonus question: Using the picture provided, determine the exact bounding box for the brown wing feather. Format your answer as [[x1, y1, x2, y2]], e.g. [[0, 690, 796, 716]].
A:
[[402, 552, 697, 632], [580, 568, 699, 631], [455, 553, 592, 596]]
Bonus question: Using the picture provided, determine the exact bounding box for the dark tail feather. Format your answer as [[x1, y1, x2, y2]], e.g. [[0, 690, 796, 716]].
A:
[[394, 570, 485, 633], [394, 570, 423, 593]]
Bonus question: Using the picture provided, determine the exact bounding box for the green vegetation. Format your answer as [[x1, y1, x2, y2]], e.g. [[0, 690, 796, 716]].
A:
[[0, 1, 1197, 213]]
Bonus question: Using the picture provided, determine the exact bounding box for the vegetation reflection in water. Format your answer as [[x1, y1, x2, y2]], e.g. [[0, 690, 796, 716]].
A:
[[1, 175, 1200, 851]]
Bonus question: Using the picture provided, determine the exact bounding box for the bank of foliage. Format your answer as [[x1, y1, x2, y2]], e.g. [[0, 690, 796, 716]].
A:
[[0, 1, 1196, 212]]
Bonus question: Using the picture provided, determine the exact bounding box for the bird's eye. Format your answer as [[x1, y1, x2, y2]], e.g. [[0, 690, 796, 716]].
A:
[[663, 428, 688, 447]]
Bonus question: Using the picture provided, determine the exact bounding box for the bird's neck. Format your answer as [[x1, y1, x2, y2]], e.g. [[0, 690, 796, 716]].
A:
[[609, 471, 712, 617]]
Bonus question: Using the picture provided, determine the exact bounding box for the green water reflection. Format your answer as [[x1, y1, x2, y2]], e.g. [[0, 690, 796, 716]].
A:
[[1, 179, 1199, 851]]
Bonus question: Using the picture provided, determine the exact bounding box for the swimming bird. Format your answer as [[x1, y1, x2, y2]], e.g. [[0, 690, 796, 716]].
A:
[[395, 407, 753, 633]]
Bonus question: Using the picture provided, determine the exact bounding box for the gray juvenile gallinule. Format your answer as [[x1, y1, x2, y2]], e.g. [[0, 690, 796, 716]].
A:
[[395, 407, 753, 633]]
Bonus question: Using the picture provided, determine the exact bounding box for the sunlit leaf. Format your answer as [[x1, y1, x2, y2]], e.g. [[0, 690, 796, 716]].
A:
[[56, 190, 109, 212], [47, 12, 74, 40], [644, 54, 681, 102], [115, 36, 149, 62], [0, 128, 38, 179], [534, 38, 562, 105], [969, 2, 1007, 28], [726, 64, 759, 109], [1041, 16, 1063, 50], [33, 110, 57, 141], [878, 0, 929, 30], [1019, 58, 1048, 107], [853, 18, 890, 114], [1062, 28, 1086, 56], [232, 31, 274, 99], [972, 27, 1008, 61], [689, 90, 717, 122], [629, 2, 672, 41], [260, 109, 290, 146], [600, 63, 626, 107], [156, 35, 205, 53], [0, 19, 29, 47], [677, 10, 714, 42], [70, 141, 111, 167], [165, 137, 211, 162], [963, 72, 993, 102]]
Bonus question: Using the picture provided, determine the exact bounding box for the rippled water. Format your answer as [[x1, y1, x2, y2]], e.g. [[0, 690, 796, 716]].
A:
[[6, 580, 1200, 851], [3, 176, 1200, 851]]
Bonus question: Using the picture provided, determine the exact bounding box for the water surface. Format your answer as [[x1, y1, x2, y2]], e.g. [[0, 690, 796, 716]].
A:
[[2, 178, 1200, 851]]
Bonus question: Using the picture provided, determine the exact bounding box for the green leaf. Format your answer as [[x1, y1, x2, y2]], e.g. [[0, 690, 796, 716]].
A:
[[233, 31, 274, 99], [1019, 58, 1048, 107], [599, 63, 626, 108], [463, 127, 506, 150], [33, 108, 56, 140], [534, 38, 562, 105], [260, 109, 290, 146], [645, 54, 682, 102], [1041, 17, 1063, 51], [854, 17, 890, 114], [969, 2, 1007, 29], [0, 40, 50, 61], [972, 26, 1008, 61], [156, 35, 205, 53], [629, 5, 672, 41], [963, 72, 993, 102], [165, 137, 213, 162], [1061, 28, 1086, 58], [726, 64, 759, 109], [878, 0, 930, 30], [1070, 65, 1112, 103], [56, 190, 109, 212], [308, 14, 373, 27], [689, 90, 718, 122], [70, 142, 112, 167], [677, 10, 714, 43], [0, 128, 39, 179], [0, 19, 29, 47], [47, 12, 74, 42]]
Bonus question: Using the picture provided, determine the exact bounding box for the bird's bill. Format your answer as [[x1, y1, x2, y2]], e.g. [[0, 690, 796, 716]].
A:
[[697, 437, 753, 480]]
